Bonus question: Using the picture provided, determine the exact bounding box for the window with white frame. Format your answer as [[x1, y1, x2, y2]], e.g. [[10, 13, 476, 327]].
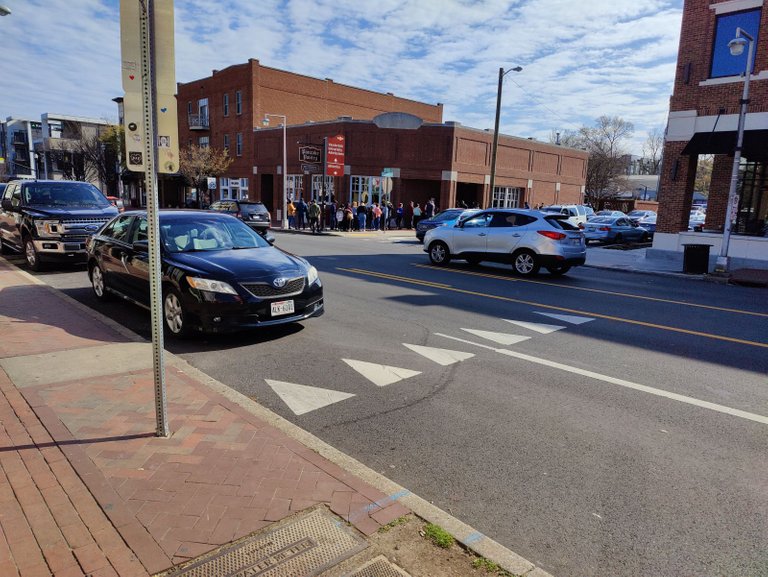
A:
[[223, 134, 229, 152], [286, 175, 304, 201], [236, 133, 242, 156], [219, 177, 249, 200], [198, 135, 209, 148], [311, 175, 335, 202], [491, 186, 522, 208], [223, 93, 229, 117], [235, 91, 242, 115]]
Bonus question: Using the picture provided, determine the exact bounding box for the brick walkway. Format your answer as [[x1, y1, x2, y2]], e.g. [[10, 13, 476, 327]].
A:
[[0, 261, 408, 576]]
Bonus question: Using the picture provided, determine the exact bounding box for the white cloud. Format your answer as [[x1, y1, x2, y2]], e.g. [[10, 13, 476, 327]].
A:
[[0, 0, 683, 154]]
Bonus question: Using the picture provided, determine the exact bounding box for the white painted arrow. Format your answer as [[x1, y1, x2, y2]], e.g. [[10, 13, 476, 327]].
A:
[[403, 343, 475, 366], [265, 380, 355, 415], [534, 312, 594, 325], [460, 329, 530, 346], [503, 319, 565, 334], [342, 359, 421, 387]]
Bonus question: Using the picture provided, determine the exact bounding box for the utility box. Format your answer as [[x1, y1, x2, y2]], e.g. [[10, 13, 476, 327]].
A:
[[682, 244, 711, 274]]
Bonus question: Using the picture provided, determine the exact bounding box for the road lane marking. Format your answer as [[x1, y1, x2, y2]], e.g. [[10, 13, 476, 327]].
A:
[[403, 344, 475, 365], [265, 380, 355, 415], [504, 319, 567, 333], [461, 329, 531, 346], [343, 359, 421, 387], [434, 333, 768, 426], [534, 312, 594, 325], [411, 263, 768, 318], [339, 268, 768, 349]]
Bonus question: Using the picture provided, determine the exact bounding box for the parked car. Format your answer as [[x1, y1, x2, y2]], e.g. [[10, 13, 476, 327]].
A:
[[594, 210, 627, 219], [627, 209, 656, 223], [634, 213, 656, 237], [540, 204, 590, 228], [86, 210, 324, 337], [106, 196, 126, 212], [423, 208, 586, 276], [688, 209, 706, 231], [209, 200, 271, 236], [415, 208, 480, 242], [583, 216, 650, 244], [0, 179, 119, 270]]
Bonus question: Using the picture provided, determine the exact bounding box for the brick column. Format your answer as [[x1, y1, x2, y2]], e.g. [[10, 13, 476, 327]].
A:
[[704, 154, 732, 232], [657, 140, 698, 233]]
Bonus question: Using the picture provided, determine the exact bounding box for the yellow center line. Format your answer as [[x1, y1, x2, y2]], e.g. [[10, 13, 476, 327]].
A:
[[411, 263, 768, 318], [339, 267, 768, 349]]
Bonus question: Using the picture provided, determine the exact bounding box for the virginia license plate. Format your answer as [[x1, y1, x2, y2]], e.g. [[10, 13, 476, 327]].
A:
[[271, 300, 295, 316]]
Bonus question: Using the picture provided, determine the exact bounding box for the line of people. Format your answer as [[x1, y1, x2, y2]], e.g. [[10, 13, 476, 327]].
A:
[[284, 198, 438, 232]]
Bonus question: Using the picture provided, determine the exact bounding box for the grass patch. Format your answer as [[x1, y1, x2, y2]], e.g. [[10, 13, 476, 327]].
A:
[[378, 515, 409, 533], [472, 557, 519, 576], [423, 523, 454, 548]]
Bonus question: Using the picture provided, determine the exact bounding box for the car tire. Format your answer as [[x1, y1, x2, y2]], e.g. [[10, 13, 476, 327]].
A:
[[546, 265, 571, 276], [428, 241, 451, 266], [90, 263, 113, 302], [512, 249, 540, 277], [24, 236, 43, 272], [163, 287, 191, 338]]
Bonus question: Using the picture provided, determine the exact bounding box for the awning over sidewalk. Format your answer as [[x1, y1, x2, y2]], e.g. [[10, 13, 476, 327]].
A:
[[681, 129, 768, 160]]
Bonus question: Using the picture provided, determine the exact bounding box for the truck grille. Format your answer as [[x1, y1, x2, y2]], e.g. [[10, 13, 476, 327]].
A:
[[241, 277, 305, 298], [59, 218, 110, 235]]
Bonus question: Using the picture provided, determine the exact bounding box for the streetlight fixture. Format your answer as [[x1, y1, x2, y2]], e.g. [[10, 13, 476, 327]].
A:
[[715, 26, 754, 273], [262, 113, 288, 230], [489, 65, 522, 204]]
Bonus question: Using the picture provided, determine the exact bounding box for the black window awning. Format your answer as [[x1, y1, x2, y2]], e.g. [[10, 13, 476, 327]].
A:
[[681, 129, 768, 159]]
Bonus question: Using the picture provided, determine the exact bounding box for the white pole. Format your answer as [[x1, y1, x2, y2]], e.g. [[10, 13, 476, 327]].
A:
[[282, 120, 288, 230]]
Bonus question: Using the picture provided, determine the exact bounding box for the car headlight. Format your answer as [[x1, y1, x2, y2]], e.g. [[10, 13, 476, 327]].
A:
[[186, 277, 238, 295], [34, 220, 60, 238], [307, 265, 319, 286]]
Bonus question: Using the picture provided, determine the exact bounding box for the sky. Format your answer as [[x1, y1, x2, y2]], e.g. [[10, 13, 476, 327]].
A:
[[0, 0, 683, 155]]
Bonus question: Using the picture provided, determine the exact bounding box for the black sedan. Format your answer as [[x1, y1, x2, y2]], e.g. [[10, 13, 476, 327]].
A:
[[86, 210, 323, 336]]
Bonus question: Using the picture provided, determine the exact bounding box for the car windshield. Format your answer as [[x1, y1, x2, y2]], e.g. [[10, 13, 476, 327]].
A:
[[239, 203, 268, 215], [161, 215, 271, 253], [431, 209, 464, 222], [23, 182, 111, 208]]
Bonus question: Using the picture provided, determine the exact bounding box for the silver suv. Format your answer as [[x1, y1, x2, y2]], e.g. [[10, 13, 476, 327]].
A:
[[423, 208, 586, 276]]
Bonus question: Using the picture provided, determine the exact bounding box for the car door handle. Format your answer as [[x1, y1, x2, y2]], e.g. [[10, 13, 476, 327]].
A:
[[512, 233, 521, 237], [478, 233, 486, 237]]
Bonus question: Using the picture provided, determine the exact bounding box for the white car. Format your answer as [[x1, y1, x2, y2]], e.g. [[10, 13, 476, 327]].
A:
[[423, 208, 586, 276], [540, 204, 590, 228]]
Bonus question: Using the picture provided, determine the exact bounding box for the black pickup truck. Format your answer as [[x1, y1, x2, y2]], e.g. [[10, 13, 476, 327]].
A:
[[0, 180, 119, 271]]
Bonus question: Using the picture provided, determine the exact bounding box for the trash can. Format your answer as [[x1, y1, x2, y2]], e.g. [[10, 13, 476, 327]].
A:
[[682, 243, 711, 274]]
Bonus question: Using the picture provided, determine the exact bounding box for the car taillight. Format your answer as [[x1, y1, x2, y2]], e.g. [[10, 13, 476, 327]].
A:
[[537, 230, 566, 240], [599, 226, 611, 231]]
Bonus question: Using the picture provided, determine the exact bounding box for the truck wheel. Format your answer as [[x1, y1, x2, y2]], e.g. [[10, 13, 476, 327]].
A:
[[24, 237, 43, 272]]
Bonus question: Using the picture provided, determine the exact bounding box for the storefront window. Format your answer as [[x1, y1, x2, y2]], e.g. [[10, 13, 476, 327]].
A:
[[351, 176, 385, 206], [311, 175, 335, 202], [735, 160, 767, 236], [286, 175, 304, 201], [491, 186, 522, 208]]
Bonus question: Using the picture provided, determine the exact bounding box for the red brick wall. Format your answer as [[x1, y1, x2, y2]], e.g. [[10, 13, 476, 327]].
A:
[[705, 154, 733, 230], [658, 141, 697, 233]]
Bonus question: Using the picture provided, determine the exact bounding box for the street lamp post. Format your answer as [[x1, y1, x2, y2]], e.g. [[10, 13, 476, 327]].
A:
[[716, 27, 754, 273], [489, 65, 522, 205], [263, 114, 288, 230]]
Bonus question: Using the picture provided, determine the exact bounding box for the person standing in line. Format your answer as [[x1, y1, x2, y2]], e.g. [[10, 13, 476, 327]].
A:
[[296, 197, 308, 230], [286, 198, 296, 230], [424, 198, 435, 220], [396, 202, 404, 229], [405, 202, 414, 229], [412, 203, 422, 228], [358, 203, 367, 231], [344, 203, 354, 231], [381, 201, 390, 231], [372, 202, 382, 230], [308, 199, 321, 234]]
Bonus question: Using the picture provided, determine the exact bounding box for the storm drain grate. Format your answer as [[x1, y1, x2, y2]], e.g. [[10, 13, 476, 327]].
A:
[[342, 556, 412, 577], [157, 507, 368, 577]]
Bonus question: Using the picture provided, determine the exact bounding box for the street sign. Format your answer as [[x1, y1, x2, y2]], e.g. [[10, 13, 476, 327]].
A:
[[326, 134, 345, 176], [382, 177, 393, 195], [207, 177, 217, 190], [381, 168, 394, 177], [300, 146, 321, 164], [728, 194, 740, 222], [301, 163, 320, 173]]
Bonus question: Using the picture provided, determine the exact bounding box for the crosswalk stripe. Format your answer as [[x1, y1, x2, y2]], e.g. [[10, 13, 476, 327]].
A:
[[265, 380, 355, 415], [460, 329, 530, 346], [534, 312, 594, 325], [503, 319, 565, 334], [342, 359, 421, 387], [403, 343, 475, 365]]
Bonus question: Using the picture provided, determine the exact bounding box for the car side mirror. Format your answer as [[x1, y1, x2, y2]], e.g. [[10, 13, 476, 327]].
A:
[[1, 199, 14, 211], [132, 240, 149, 252], [264, 233, 276, 245]]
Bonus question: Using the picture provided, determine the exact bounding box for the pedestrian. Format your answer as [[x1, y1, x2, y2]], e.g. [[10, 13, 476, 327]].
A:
[[405, 202, 414, 229], [344, 203, 354, 231], [286, 198, 296, 229], [335, 204, 344, 231], [296, 197, 308, 230], [372, 202, 382, 230], [412, 203, 422, 228], [424, 198, 435, 220], [358, 203, 367, 231], [308, 199, 321, 234], [381, 201, 390, 231], [396, 202, 404, 229]]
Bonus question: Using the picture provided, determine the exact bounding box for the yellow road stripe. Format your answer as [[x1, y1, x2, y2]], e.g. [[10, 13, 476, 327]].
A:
[[339, 267, 768, 349], [412, 263, 768, 318]]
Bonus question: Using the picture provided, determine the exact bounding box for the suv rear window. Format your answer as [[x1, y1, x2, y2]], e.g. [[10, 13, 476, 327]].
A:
[[544, 216, 580, 230], [238, 202, 268, 215]]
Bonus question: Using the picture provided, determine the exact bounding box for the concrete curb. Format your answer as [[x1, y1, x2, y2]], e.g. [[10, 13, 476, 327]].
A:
[[583, 262, 706, 281], [9, 260, 553, 577]]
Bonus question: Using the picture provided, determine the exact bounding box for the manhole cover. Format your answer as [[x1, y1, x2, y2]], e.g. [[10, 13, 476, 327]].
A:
[[343, 556, 411, 577], [158, 507, 368, 577]]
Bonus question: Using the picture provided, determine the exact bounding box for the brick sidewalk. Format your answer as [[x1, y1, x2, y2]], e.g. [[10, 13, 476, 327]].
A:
[[0, 261, 408, 576]]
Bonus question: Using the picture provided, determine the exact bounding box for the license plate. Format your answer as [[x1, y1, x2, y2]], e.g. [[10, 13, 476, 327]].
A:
[[271, 300, 295, 316], [572, 238, 582, 245]]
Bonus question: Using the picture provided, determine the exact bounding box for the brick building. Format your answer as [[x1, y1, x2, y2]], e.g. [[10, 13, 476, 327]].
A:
[[175, 59, 587, 216], [655, 0, 768, 268]]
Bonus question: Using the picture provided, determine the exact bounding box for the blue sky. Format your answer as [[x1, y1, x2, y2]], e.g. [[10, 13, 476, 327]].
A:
[[0, 0, 683, 154]]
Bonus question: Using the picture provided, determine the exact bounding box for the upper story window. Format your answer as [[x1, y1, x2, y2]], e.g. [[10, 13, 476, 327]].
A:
[[236, 133, 242, 156], [235, 91, 242, 115], [199, 136, 209, 148], [710, 8, 762, 78], [223, 134, 230, 152], [223, 94, 229, 117]]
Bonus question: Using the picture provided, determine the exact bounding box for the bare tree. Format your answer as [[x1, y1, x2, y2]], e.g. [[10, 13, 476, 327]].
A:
[[178, 145, 233, 208], [54, 122, 119, 192], [695, 155, 713, 197], [642, 127, 664, 174]]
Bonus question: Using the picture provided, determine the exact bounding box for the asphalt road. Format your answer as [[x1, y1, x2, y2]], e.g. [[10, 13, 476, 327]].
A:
[[26, 233, 768, 577]]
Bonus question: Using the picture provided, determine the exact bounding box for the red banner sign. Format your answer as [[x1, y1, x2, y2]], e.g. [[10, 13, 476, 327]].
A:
[[325, 134, 345, 176]]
